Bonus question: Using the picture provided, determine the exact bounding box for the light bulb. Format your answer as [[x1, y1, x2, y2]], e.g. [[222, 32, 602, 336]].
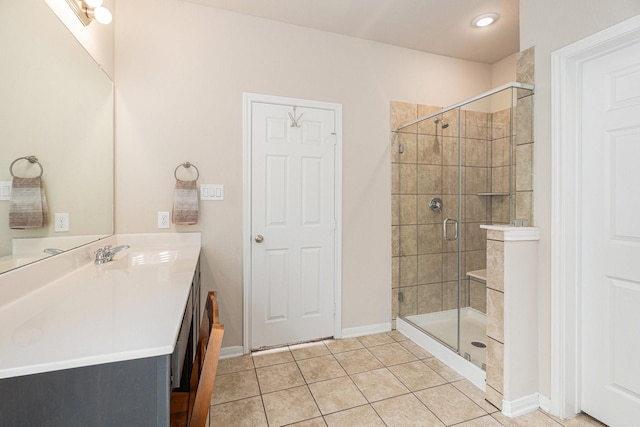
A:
[[472, 13, 499, 28], [93, 6, 112, 25], [84, 0, 103, 8]]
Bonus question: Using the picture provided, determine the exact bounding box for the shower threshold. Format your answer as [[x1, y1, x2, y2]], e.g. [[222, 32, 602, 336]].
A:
[[406, 307, 487, 367], [397, 309, 486, 391]]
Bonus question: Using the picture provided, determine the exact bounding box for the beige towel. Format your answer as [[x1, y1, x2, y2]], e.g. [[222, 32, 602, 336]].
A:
[[172, 179, 198, 225], [9, 177, 49, 229]]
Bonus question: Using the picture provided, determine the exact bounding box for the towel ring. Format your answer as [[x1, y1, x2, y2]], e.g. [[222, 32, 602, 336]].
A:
[[10, 156, 43, 178], [174, 161, 199, 181]]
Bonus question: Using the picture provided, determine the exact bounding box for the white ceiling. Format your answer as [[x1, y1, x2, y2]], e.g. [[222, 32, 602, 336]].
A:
[[184, 0, 519, 64]]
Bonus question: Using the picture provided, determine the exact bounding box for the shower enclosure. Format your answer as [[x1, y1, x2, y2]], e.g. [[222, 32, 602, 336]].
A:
[[392, 82, 534, 378]]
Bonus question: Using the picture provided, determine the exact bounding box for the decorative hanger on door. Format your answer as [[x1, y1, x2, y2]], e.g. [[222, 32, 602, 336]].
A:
[[288, 106, 303, 128]]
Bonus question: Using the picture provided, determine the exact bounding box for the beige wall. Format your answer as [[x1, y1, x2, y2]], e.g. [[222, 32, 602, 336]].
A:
[[491, 53, 517, 87], [114, 0, 495, 348], [520, 0, 640, 398]]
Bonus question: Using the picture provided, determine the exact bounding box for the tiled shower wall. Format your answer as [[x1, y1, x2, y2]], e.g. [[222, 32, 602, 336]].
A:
[[515, 47, 535, 224]]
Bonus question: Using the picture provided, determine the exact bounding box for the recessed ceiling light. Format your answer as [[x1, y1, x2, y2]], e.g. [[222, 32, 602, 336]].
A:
[[472, 13, 499, 28]]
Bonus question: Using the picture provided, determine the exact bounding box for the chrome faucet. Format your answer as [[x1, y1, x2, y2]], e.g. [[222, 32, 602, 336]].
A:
[[94, 245, 130, 265], [44, 248, 63, 255]]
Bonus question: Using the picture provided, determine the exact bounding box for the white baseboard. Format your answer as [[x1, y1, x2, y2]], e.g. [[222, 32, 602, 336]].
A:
[[538, 393, 551, 413], [341, 322, 391, 339], [219, 345, 244, 359], [502, 393, 541, 418]]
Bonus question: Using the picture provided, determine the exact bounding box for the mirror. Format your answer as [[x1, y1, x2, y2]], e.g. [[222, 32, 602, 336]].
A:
[[0, 0, 114, 274]]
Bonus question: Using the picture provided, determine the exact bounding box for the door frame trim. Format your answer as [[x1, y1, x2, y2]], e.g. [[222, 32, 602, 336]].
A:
[[550, 14, 640, 419], [242, 93, 343, 353]]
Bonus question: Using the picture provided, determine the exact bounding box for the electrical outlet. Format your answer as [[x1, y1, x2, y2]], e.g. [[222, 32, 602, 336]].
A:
[[158, 211, 170, 229], [54, 213, 69, 232]]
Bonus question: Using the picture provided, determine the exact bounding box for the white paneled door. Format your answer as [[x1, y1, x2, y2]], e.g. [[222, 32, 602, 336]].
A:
[[250, 100, 338, 350], [581, 39, 640, 425]]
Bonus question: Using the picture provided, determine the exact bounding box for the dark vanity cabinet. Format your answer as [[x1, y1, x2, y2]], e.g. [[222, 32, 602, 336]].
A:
[[172, 259, 201, 390], [0, 260, 202, 427]]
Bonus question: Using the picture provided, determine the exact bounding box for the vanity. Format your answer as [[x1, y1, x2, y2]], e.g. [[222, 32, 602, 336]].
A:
[[0, 233, 202, 427]]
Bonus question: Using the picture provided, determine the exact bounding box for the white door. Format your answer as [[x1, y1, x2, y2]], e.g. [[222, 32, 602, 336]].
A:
[[581, 39, 640, 426], [250, 101, 337, 350]]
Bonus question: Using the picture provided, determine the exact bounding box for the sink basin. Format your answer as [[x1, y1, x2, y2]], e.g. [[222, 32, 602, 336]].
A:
[[128, 250, 178, 266], [104, 249, 179, 269]]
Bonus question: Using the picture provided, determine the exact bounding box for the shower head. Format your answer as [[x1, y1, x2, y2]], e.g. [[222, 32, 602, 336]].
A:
[[434, 117, 449, 129]]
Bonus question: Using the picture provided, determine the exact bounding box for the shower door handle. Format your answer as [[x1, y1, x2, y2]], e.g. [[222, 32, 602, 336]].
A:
[[443, 218, 458, 241]]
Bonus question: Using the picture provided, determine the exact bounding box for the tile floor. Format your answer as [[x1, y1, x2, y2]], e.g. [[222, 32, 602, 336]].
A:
[[209, 331, 606, 427]]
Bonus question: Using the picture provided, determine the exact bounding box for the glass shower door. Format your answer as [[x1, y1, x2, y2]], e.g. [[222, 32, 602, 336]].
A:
[[398, 107, 463, 355]]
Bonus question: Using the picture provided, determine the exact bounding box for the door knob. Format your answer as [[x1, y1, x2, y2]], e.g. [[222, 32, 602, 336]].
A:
[[255, 234, 264, 243]]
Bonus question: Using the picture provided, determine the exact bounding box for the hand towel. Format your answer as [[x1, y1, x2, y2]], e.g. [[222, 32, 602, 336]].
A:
[[9, 177, 49, 229], [172, 179, 198, 225]]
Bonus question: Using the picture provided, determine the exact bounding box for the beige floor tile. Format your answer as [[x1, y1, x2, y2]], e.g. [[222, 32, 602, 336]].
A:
[[368, 342, 418, 366], [256, 361, 305, 394], [324, 404, 386, 427], [544, 411, 608, 427], [415, 383, 487, 425], [455, 415, 504, 426], [211, 370, 260, 405], [452, 380, 500, 414], [334, 348, 383, 375], [290, 341, 331, 360], [216, 354, 255, 376], [357, 332, 396, 348], [288, 417, 327, 426], [210, 396, 267, 427], [308, 376, 368, 415], [388, 360, 447, 391], [262, 386, 321, 427], [252, 347, 294, 368], [492, 410, 564, 427], [557, 413, 607, 426], [297, 354, 347, 383], [387, 330, 409, 342], [372, 393, 445, 427], [423, 357, 464, 382], [324, 338, 364, 354], [350, 367, 410, 402], [398, 339, 434, 359]]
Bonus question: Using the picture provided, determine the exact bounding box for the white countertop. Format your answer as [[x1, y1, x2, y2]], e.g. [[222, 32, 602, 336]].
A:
[[0, 233, 201, 379]]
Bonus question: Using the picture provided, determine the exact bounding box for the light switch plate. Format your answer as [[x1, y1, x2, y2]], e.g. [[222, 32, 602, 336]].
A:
[[0, 181, 11, 201], [200, 184, 224, 201]]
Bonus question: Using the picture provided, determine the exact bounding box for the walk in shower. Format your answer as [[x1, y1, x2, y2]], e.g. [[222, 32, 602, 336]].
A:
[[391, 82, 534, 385]]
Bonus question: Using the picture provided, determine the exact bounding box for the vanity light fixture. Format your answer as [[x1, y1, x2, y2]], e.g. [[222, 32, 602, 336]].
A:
[[64, 0, 112, 26], [472, 13, 499, 28]]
